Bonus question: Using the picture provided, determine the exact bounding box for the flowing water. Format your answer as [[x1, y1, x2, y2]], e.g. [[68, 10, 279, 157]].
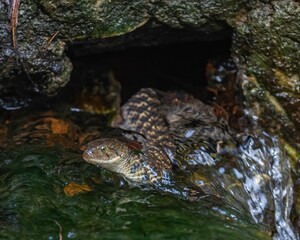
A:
[[175, 129, 298, 239]]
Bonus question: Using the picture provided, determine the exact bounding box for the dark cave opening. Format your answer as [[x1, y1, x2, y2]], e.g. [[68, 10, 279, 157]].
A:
[[67, 36, 233, 103]]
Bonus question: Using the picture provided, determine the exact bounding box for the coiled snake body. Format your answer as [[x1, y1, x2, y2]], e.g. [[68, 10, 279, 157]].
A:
[[83, 88, 231, 185]]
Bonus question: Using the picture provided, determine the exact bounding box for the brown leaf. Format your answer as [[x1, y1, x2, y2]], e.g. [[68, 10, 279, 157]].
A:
[[64, 182, 92, 197]]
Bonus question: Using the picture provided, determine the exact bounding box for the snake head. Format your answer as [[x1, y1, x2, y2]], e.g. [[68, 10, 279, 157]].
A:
[[83, 138, 131, 171]]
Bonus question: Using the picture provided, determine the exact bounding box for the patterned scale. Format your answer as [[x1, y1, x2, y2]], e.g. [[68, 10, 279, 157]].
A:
[[118, 88, 232, 167], [119, 88, 176, 151]]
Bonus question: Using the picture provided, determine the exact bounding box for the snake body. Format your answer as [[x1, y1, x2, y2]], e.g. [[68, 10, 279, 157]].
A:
[[83, 88, 230, 185]]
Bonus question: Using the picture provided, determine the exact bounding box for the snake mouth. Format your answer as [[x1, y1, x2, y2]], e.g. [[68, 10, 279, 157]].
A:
[[82, 148, 102, 164], [83, 147, 122, 165]]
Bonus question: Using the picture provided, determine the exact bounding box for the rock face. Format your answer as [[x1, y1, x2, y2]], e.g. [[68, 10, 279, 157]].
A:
[[0, 0, 299, 149], [231, 1, 300, 152], [0, 0, 241, 95]]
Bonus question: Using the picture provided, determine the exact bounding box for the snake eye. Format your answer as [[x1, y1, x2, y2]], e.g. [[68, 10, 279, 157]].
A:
[[100, 146, 106, 152]]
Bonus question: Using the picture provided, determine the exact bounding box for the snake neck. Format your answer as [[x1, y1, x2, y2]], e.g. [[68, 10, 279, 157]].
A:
[[112, 150, 149, 184]]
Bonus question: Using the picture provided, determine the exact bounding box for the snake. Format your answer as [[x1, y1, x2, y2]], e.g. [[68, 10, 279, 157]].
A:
[[83, 88, 231, 186]]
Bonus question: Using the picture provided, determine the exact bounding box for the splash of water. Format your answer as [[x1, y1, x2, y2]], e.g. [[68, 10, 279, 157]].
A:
[[238, 132, 298, 239], [175, 128, 298, 239]]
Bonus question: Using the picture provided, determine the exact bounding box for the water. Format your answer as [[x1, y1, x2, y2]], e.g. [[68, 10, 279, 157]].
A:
[[173, 124, 298, 239], [222, 133, 297, 239]]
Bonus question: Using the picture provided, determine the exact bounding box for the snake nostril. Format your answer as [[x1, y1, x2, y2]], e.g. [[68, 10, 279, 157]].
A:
[[83, 148, 95, 160]]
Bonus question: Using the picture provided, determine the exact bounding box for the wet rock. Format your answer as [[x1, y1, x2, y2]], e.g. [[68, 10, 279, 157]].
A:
[[0, 0, 239, 95], [231, 0, 300, 152]]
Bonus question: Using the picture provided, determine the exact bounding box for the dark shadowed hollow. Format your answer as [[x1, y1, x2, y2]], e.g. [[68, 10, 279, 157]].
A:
[[67, 37, 232, 101]]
